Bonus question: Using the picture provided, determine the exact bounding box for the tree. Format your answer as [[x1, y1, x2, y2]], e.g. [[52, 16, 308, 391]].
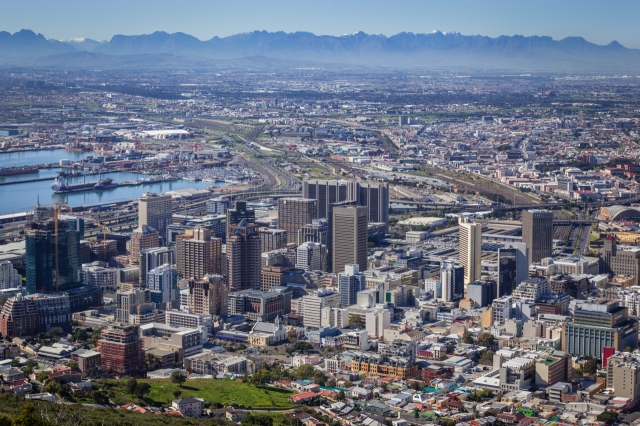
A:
[[135, 382, 151, 398], [477, 333, 495, 349], [343, 380, 353, 388], [571, 368, 584, 380], [242, 413, 274, 426], [72, 328, 88, 342], [124, 378, 138, 394], [251, 367, 271, 387], [11, 402, 54, 426], [326, 379, 337, 388], [583, 357, 598, 374], [312, 370, 327, 386], [91, 390, 109, 405], [44, 380, 62, 396], [596, 411, 619, 425], [623, 346, 633, 353], [172, 389, 182, 400], [348, 315, 364, 328], [337, 390, 346, 401], [65, 361, 79, 372], [171, 370, 187, 387], [296, 364, 315, 380], [461, 331, 474, 344], [0, 414, 10, 426], [412, 382, 423, 391], [36, 371, 50, 383], [146, 353, 160, 371], [479, 350, 495, 366]]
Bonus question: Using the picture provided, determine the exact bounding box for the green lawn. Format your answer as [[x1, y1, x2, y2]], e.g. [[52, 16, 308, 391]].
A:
[[112, 379, 295, 409]]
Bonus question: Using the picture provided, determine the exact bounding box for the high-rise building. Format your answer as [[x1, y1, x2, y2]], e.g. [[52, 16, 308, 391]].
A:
[[601, 236, 640, 286], [83, 266, 118, 291], [115, 288, 153, 324], [259, 228, 287, 254], [296, 242, 327, 272], [301, 289, 341, 328], [467, 279, 497, 308], [562, 299, 638, 359], [511, 277, 552, 303], [129, 225, 159, 265], [96, 325, 144, 376], [139, 246, 175, 286], [260, 265, 294, 292], [441, 263, 465, 302], [187, 274, 228, 317], [138, 193, 172, 245], [357, 181, 389, 226], [332, 206, 368, 273], [147, 264, 178, 308], [226, 201, 255, 240], [606, 353, 640, 404], [522, 209, 553, 264], [497, 248, 518, 297], [303, 179, 357, 219], [277, 198, 318, 245], [176, 227, 222, 280], [227, 289, 290, 322], [338, 264, 366, 307], [0, 261, 21, 290], [0, 293, 71, 337], [298, 219, 329, 246], [25, 219, 82, 295], [227, 220, 261, 292], [206, 197, 231, 215], [458, 218, 482, 287]]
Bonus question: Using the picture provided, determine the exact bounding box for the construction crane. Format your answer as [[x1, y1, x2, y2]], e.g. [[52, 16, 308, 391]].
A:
[[98, 223, 108, 262], [53, 201, 67, 293]]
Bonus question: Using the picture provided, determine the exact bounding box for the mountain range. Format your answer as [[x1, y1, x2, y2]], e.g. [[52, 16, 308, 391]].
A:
[[1, 29, 639, 71]]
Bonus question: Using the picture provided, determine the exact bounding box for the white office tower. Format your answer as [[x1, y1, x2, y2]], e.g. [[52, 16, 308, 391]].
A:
[[147, 264, 178, 308], [138, 192, 172, 245], [0, 261, 22, 290], [458, 217, 482, 286], [296, 242, 327, 272], [338, 264, 366, 307]]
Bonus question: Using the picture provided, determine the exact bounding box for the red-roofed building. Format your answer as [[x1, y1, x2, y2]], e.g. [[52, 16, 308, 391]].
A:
[[290, 392, 317, 403]]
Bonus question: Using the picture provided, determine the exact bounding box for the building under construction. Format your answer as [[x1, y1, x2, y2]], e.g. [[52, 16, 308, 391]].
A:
[[96, 325, 144, 375]]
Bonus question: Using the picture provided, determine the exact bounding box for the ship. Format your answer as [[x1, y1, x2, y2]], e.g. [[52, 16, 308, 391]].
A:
[[0, 166, 39, 176], [51, 173, 118, 193]]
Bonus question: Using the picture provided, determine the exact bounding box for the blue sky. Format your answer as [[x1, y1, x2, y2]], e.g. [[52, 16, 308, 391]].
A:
[[4, 0, 640, 48]]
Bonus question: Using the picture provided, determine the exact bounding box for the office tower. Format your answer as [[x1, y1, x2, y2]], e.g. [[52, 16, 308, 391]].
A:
[[303, 179, 357, 219], [467, 279, 497, 307], [601, 236, 640, 286], [261, 265, 294, 292], [147, 264, 178, 308], [25, 219, 82, 295], [458, 217, 482, 287], [176, 227, 222, 280], [522, 209, 553, 264], [139, 246, 175, 286], [298, 219, 329, 246], [96, 325, 144, 376], [511, 277, 552, 303], [562, 299, 638, 359], [296, 242, 327, 272], [227, 219, 262, 291], [227, 289, 290, 322], [187, 274, 227, 317], [497, 248, 518, 297], [399, 115, 409, 126], [504, 242, 529, 284], [606, 353, 640, 404], [138, 193, 172, 245], [115, 288, 151, 323], [0, 261, 21, 290], [441, 263, 465, 302], [206, 197, 231, 215], [357, 181, 389, 226], [301, 289, 341, 328], [129, 225, 159, 265], [59, 215, 85, 240], [332, 206, 368, 273], [259, 228, 287, 254], [338, 264, 366, 307], [226, 201, 255, 240], [277, 198, 318, 245]]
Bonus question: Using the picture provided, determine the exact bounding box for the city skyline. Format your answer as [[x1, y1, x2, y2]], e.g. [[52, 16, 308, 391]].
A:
[[4, 0, 640, 48]]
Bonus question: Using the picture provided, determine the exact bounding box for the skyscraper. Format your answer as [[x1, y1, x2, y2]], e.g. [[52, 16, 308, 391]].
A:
[[338, 264, 366, 307], [357, 181, 389, 226], [332, 205, 368, 273], [497, 247, 518, 297], [441, 263, 465, 302], [458, 217, 482, 287], [139, 246, 175, 286], [129, 225, 159, 265], [259, 228, 287, 254], [303, 179, 357, 219], [226, 201, 255, 240], [138, 193, 172, 245], [0, 261, 21, 290], [296, 242, 327, 272], [176, 227, 222, 280], [277, 198, 318, 245], [25, 219, 82, 295], [187, 274, 228, 317], [298, 219, 329, 246], [227, 219, 262, 291], [147, 264, 178, 308], [467, 279, 497, 307], [522, 209, 553, 264]]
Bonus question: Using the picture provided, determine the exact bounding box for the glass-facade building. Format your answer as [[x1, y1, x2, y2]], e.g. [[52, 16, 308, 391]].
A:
[[497, 248, 518, 297], [25, 221, 82, 295]]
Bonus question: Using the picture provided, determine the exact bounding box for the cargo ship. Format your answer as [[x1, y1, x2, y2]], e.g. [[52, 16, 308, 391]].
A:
[[51, 173, 118, 193], [0, 166, 39, 176]]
